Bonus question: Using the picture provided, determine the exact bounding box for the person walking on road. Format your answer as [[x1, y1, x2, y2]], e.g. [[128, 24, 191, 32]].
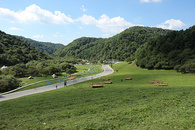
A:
[[64, 80, 67, 87], [56, 85, 57, 89]]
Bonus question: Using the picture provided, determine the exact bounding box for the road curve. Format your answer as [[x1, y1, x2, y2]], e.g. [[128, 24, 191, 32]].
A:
[[0, 65, 114, 102]]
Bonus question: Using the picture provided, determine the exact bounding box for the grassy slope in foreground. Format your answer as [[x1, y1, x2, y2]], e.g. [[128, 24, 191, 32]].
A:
[[0, 63, 195, 129]]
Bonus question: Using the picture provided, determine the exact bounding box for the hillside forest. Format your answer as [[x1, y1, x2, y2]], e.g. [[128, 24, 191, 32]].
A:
[[0, 30, 50, 66], [135, 26, 195, 73], [0, 26, 195, 92], [54, 26, 195, 73], [0, 31, 76, 92], [54, 26, 172, 61], [17, 36, 64, 55]]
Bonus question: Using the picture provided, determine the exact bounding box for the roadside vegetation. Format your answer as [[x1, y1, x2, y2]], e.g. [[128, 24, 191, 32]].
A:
[[16, 64, 103, 92], [0, 62, 194, 129], [0, 60, 77, 93]]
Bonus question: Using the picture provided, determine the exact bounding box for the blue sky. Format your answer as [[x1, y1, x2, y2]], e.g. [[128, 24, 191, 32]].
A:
[[0, 0, 194, 45]]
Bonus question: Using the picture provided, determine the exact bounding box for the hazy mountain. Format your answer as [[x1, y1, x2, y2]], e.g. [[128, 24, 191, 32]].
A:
[[17, 36, 64, 55]]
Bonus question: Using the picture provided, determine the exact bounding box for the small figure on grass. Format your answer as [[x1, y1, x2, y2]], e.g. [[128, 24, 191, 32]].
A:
[[56, 85, 57, 89], [64, 80, 67, 87]]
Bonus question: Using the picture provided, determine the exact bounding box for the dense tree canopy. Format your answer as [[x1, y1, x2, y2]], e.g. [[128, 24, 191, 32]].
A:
[[135, 26, 195, 73], [17, 36, 64, 55], [55, 37, 101, 58], [54, 26, 171, 61], [1, 60, 77, 77], [0, 31, 50, 66]]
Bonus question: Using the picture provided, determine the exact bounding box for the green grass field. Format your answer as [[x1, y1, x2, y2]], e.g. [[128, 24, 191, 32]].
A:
[[75, 64, 103, 75], [0, 63, 194, 129]]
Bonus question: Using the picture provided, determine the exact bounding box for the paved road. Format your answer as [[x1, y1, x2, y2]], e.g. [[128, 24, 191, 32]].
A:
[[0, 65, 114, 102]]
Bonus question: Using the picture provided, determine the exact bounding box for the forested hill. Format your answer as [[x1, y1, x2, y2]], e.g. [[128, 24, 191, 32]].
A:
[[0, 30, 50, 66], [54, 26, 172, 61], [135, 26, 195, 73], [54, 37, 102, 58], [17, 36, 64, 55]]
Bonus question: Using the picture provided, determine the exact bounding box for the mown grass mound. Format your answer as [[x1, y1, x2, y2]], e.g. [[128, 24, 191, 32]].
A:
[[0, 63, 195, 129]]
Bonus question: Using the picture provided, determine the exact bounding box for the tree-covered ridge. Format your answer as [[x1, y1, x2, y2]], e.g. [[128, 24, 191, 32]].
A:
[[135, 26, 195, 73], [55, 37, 102, 58], [17, 36, 64, 55], [0, 30, 50, 66], [55, 26, 172, 61]]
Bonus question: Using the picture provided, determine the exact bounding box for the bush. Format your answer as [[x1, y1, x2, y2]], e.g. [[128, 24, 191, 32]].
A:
[[174, 65, 182, 72], [179, 65, 187, 73], [47, 65, 61, 75], [186, 63, 195, 73], [154, 62, 162, 69], [0, 75, 21, 92]]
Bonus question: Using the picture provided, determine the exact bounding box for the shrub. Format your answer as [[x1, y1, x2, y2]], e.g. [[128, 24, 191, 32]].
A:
[[174, 65, 182, 72], [0, 75, 21, 92], [154, 62, 162, 69], [179, 65, 187, 73]]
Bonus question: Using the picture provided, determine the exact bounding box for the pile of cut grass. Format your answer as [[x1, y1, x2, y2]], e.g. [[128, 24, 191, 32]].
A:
[[0, 63, 194, 129]]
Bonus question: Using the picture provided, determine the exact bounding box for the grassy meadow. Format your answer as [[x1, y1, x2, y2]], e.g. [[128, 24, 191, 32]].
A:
[[74, 64, 103, 75], [0, 62, 195, 129]]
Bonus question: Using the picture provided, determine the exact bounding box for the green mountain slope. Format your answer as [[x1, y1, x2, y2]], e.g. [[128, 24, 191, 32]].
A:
[[135, 26, 195, 73], [55, 26, 171, 61], [55, 37, 102, 58], [0, 31, 50, 66], [17, 36, 64, 55]]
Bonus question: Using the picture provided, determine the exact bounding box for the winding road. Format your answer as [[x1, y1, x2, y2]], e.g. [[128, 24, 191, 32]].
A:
[[0, 65, 114, 102]]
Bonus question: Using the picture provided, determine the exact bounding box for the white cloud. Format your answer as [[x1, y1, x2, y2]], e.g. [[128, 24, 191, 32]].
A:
[[22, 35, 27, 38], [140, 0, 162, 3], [102, 34, 111, 38], [77, 14, 134, 33], [0, 4, 137, 34], [79, 26, 83, 29], [33, 35, 44, 38], [0, 4, 74, 24], [157, 19, 186, 30], [77, 14, 97, 25], [53, 33, 63, 38], [97, 14, 134, 33], [9, 27, 22, 31], [80, 5, 87, 12]]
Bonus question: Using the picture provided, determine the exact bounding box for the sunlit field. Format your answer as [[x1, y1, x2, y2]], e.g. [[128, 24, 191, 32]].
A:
[[0, 63, 194, 129]]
